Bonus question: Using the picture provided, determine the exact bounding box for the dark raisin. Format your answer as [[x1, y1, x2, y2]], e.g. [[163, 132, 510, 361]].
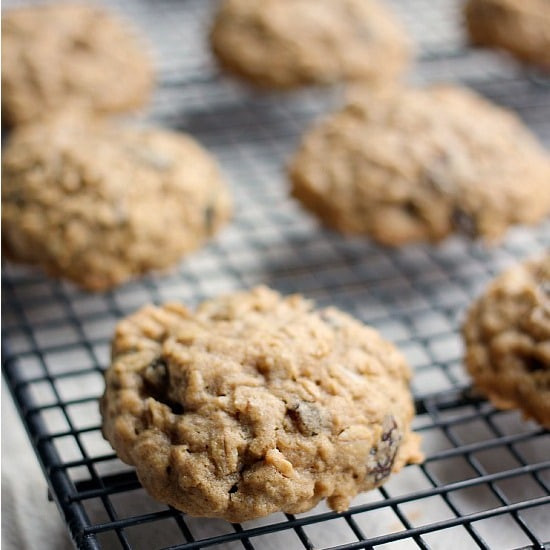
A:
[[366, 416, 401, 484], [204, 204, 215, 234], [72, 37, 91, 51], [143, 358, 168, 386], [452, 207, 477, 238], [167, 401, 184, 415], [525, 355, 548, 372], [404, 200, 423, 218], [142, 358, 184, 415]]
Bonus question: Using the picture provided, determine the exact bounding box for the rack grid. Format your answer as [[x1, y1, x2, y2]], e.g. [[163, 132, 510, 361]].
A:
[[2, 1, 550, 549]]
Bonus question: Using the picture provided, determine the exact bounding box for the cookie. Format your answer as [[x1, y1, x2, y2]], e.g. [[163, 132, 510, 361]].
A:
[[101, 286, 422, 521], [465, 0, 550, 70], [1, 114, 232, 291], [289, 85, 550, 246], [210, 0, 410, 89], [463, 255, 550, 428], [2, 3, 153, 126]]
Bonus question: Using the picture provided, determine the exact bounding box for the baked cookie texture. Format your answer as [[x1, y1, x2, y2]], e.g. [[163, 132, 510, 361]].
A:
[[101, 286, 422, 521], [210, 0, 411, 89], [465, 0, 550, 70], [289, 85, 550, 246], [463, 255, 550, 429], [1, 115, 232, 291], [2, 3, 153, 126]]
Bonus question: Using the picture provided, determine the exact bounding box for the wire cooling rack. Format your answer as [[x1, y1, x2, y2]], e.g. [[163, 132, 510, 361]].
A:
[[2, 0, 550, 549]]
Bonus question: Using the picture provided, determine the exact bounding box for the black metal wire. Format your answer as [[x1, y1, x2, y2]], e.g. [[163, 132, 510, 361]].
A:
[[2, 0, 550, 549]]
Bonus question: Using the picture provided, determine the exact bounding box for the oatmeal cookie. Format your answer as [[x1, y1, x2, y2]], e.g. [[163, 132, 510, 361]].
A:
[[463, 254, 550, 428], [210, 0, 411, 89], [101, 286, 422, 521], [2, 3, 153, 126], [465, 0, 550, 70], [289, 85, 550, 246], [1, 114, 232, 290]]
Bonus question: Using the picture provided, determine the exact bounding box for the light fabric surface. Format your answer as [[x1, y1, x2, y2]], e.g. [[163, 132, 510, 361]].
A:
[[2, 380, 73, 550]]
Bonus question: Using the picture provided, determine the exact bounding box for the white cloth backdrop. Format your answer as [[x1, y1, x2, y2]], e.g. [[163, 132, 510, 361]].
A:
[[2, 381, 73, 550]]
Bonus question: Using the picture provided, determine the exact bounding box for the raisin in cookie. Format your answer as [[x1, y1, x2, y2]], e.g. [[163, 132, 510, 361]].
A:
[[465, 0, 550, 70], [101, 286, 422, 521], [2, 3, 153, 126], [210, 0, 410, 89], [1, 115, 232, 291], [463, 255, 550, 428], [289, 85, 550, 246]]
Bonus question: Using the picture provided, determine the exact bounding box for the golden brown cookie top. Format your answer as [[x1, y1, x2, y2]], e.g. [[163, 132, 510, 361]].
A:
[[290, 85, 550, 245], [210, 0, 411, 89], [101, 286, 422, 522], [463, 254, 550, 428], [2, 2, 154, 126], [1, 114, 232, 290]]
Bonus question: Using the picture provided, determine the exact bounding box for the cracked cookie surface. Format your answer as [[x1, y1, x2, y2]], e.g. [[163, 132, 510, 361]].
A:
[[2, 2, 153, 126], [465, 0, 550, 70], [1, 115, 232, 290], [289, 85, 550, 246], [101, 286, 422, 521], [210, 0, 410, 89], [463, 254, 550, 428]]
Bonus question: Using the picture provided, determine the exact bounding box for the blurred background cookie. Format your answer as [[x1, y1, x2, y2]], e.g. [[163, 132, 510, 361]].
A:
[[463, 254, 550, 429], [289, 85, 550, 246], [210, 0, 411, 89], [465, 0, 550, 70], [2, 2, 154, 126], [1, 114, 232, 290]]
